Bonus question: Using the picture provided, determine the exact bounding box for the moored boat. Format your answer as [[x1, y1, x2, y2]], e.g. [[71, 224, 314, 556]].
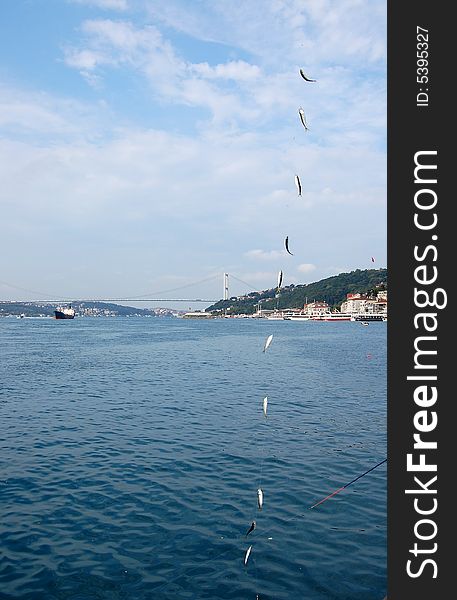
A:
[[311, 312, 352, 321], [352, 314, 385, 322], [265, 312, 285, 320], [284, 315, 311, 321], [283, 311, 310, 321]]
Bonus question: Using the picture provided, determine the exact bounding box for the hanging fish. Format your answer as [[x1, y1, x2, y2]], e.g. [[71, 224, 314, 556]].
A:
[[294, 174, 302, 196], [263, 396, 268, 417], [263, 334, 273, 353], [257, 488, 264, 510], [277, 270, 283, 291], [246, 521, 256, 537], [284, 236, 294, 256], [298, 107, 309, 131], [299, 69, 317, 82], [244, 545, 252, 565]]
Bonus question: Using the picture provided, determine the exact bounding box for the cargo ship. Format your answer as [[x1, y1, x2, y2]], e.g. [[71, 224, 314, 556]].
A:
[[54, 305, 75, 319]]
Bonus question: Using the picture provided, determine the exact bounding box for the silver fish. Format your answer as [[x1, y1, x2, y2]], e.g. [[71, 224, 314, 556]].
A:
[[263, 334, 273, 353], [257, 488, 264, 510], [284, 236, 293, 256], [277, 270, 283, 291], [299, 69, 317, 82], [244, 545, 252, 565], [294, 174, 302, 196], [298, 107, 309, 131], [246, 520, 256, 536], [263, 396, 268, 417]]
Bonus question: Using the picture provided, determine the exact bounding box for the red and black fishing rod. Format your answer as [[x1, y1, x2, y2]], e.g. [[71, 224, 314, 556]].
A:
[[309, 458, 387, 510]]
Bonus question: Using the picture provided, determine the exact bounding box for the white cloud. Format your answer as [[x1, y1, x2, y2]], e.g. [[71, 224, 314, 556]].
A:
[[297, 263, 316, 274], [245, 249, 283, 261], [64, 48, 107, 70], [0, 85, 111, 140], [81, 19, 160, 51], [143, 0, 386, 68], [1, 1, 386, 300], [64, 19, 264, 125], [63, 19, 177, 73], [239, 272, 278, 284], [62, 6, 385, 142], [70, 0, 129, 10], [191, 60, 261, 81]]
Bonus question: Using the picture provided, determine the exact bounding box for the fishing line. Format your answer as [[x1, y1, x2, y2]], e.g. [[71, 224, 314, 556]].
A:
[[243, 334, 275, 598], [253, 553, 259, 600], [256, 334, 276, 494], [237, 64, 319, 598], [256, 421, 267, 490], [256, 395, 271, 491], [248, 400, 269, 534]]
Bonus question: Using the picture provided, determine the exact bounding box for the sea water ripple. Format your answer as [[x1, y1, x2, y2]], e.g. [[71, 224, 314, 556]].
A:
[[0, 317, 386, 599]]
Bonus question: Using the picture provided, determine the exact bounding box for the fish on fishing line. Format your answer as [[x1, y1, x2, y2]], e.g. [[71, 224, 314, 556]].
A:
[[299, 69, 317, 82], [263, 334, 273, 353], [298, 107, 309, 131], [246, 521, 256, 536], [284, 236, 293, 255], [277, 270, 283, 292], [257, 488, 264, 510], [294, 174, 302, 196]]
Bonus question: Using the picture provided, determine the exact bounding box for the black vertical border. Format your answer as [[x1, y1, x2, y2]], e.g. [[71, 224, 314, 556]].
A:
[[388, 2, 451, 598]]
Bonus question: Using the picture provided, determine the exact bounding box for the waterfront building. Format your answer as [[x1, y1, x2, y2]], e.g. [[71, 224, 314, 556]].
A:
[[340, 291, 387, 316]]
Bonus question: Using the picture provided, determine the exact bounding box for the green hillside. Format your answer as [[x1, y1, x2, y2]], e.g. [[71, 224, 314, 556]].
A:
[[207, 268, 387, 315]]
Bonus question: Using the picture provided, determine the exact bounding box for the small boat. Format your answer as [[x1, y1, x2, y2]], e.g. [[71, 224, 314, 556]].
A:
[[55, 305, 75, 319], [283, 311, 310, 321], [352, 314, 385, 322], [266, 313, 285, 320]]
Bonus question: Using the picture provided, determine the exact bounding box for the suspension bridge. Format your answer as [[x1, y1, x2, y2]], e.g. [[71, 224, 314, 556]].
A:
[[0, 273, 257, 304]]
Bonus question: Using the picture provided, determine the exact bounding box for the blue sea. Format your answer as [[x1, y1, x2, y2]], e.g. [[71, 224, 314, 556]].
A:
[[0, 317, 386, 600]]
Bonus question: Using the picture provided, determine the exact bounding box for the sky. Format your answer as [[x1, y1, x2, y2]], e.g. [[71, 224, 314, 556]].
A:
[[0, 0, 386, 309]]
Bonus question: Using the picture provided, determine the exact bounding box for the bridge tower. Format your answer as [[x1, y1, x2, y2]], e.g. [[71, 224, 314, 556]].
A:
[[223, 273, 229, 300]]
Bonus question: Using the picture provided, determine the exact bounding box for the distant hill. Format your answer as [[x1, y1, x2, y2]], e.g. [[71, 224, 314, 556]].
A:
[[0, 301, 175, 318], [207, 268, 387, 315]]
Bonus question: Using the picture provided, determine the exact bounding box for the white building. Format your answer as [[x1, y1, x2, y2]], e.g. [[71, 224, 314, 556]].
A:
[[340, 291, 387, 316], [302, 301, 330, 316]]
